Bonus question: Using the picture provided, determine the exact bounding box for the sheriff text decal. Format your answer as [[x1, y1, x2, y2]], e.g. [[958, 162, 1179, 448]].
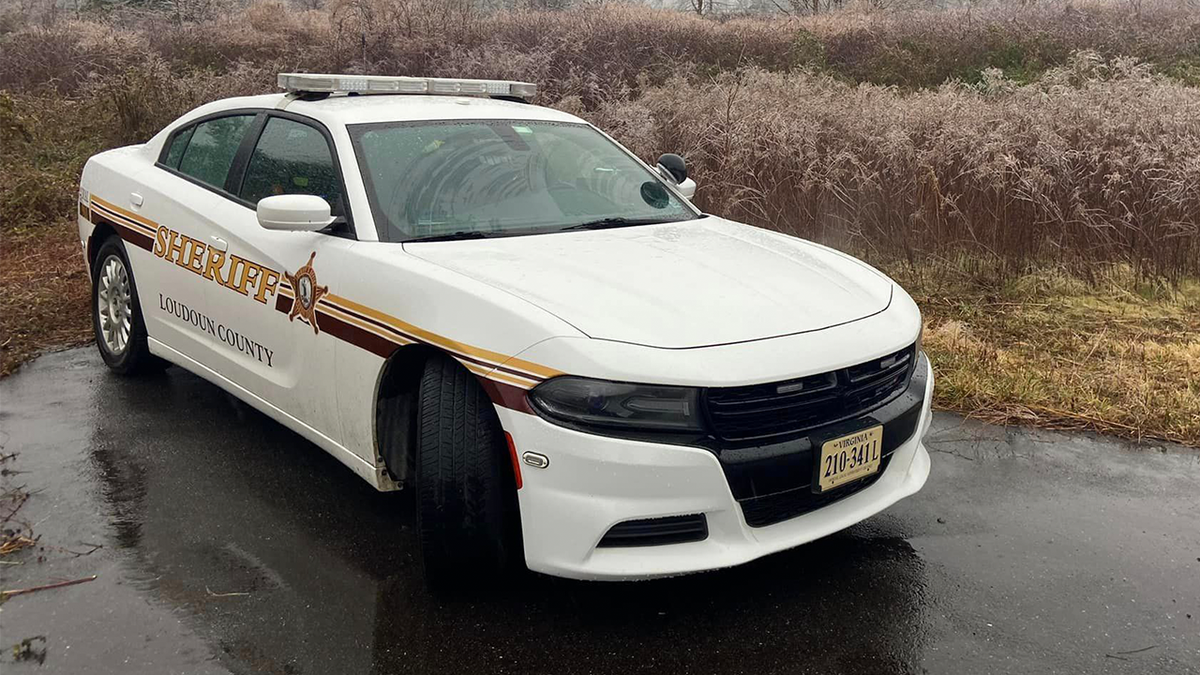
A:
[[152, 225, 281, 304]]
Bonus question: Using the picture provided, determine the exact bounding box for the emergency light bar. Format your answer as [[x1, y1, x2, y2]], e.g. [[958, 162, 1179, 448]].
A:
[[277, 73, 537, 101]]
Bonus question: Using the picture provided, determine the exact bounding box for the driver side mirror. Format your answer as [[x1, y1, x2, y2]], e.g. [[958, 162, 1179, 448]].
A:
[[657, 153, 687, 183], [657, 153, 696, 199], [257, 194, 336, 232]]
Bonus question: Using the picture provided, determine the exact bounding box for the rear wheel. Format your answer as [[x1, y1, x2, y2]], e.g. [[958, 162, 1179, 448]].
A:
[[415, 354, 522, 590], [91, 237, 164, 375]]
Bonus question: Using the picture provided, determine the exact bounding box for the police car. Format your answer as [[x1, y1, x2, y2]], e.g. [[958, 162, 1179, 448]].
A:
[[79, 74, 933, 586]]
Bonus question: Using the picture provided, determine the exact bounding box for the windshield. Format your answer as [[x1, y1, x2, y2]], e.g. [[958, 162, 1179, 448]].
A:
[[348, 119, 698, 241]]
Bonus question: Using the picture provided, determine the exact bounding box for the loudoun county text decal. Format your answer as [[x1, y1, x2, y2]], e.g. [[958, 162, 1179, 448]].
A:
[[159, 294, 275, 367]]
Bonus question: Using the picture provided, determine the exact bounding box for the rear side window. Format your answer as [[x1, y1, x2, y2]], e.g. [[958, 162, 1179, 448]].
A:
[[162, 126, 195, 170], [239, 117, 343, 213], [176, 115, 256, 189]]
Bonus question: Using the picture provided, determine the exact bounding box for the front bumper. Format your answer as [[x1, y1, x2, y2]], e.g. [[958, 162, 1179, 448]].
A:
[[497, 355, 934, 581]]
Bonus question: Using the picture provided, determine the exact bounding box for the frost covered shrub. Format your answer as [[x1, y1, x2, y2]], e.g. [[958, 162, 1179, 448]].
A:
[[6, 1, 1198, 96], [588, 54, 1200, 278]]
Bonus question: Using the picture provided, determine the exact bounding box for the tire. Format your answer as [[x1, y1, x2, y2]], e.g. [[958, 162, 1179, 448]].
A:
[[415, 354, 522, 590], [91, 236, 165, 376]]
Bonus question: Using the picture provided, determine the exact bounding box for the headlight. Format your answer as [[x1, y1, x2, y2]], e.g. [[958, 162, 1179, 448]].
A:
[[528, 377, 704, 433]]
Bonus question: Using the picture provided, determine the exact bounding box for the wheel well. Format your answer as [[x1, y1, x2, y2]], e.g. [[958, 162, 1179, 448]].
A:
[[375, 344, 439, 485], [87, 223, 118, 271]]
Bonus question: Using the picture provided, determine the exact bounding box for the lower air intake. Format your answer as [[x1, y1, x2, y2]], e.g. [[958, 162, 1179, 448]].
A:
[[597, 514, 709, 548]]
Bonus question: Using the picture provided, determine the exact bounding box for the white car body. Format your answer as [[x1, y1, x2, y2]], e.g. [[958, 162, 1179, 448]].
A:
[[78, 84, 932, 580]]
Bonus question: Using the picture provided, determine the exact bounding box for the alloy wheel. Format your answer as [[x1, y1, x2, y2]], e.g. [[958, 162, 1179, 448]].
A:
[[97, 254, 133, 355]]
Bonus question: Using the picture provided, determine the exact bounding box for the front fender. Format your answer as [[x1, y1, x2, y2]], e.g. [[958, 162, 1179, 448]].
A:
[[329, 244, 584, 483]]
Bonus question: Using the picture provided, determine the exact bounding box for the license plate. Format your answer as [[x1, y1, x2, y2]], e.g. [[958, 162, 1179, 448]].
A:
[[815, 425, 883, 493]]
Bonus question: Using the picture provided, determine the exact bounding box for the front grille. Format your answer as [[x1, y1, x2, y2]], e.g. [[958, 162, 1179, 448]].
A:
[[704, 344, 916, 444], [729, 382, 925, 528], [596, 514, 709, 548], [738, 454, 894, 528]]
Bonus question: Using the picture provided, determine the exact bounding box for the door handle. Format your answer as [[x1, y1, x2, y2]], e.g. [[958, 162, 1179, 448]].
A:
[[130, 192, 144, 208], [209, 236, 228, 252]]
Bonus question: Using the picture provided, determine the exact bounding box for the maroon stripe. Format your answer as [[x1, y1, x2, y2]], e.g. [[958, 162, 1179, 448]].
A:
[[90, 202, 154, 235], [314, 307, 398, 358], [320, 301, 543, 384], [274, 291, 398, 357], [320, 301, 415, 344], [273, 268, 537, 412], [477, 377, 534, 414], [79, 203, 90, 219], [93, 213, 153, 252], [486, 362, 543, 385]]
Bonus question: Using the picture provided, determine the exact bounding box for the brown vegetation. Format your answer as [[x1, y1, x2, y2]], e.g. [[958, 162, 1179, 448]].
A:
[[0, 226, 92, 376], [897, 265, 1200, 446], [591, 58, 1200, 280]]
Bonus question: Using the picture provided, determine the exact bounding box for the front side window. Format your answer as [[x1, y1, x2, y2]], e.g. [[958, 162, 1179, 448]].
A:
[[349, 120, 697, 241], [176, 114, 256, 190], [240, 117, 343, 213]]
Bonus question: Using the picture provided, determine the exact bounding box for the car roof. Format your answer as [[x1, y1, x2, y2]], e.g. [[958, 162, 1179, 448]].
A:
[[185, 92, 587, 128]]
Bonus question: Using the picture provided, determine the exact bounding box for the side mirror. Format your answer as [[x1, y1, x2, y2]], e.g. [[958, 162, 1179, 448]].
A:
[[657, 153, 687, 184], [257, 194, 335, 232], [677, 177, 697, 199]]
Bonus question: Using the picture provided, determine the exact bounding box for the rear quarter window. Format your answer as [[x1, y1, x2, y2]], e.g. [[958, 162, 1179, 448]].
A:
[[162, 126, 195, 169], [176, 115, 256, 189]]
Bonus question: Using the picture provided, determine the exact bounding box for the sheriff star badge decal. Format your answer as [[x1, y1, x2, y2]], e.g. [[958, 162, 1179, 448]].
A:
[[284, 251, 328, 334]]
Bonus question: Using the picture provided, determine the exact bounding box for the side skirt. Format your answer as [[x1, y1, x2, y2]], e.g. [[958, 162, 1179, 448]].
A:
[[148, 337, 400, 492]]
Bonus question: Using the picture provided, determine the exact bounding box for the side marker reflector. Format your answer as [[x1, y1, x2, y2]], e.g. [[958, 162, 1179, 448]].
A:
[[504, 432, 523, 490]]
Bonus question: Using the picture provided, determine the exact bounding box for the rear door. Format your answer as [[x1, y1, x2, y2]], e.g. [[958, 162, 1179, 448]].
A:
[[199, 111, 357, 443], [133, 112, 259, 365]]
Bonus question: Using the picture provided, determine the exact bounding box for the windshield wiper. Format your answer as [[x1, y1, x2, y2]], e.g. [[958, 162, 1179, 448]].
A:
[[560, 217, 668, 232], [406, 230, 491, 243]]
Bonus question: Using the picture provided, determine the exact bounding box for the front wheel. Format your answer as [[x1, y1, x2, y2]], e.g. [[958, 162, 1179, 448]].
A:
[[91, 236, 163, 375], [415, 354, 523, 590]]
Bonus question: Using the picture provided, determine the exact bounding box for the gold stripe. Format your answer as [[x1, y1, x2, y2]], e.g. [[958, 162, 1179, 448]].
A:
[[321, 300, 538, 387], [89, 200, 157, 237], [458, 361, 534, 389], [324, 293, 564, 380], [300, 294, 538, 387], [90, 194, 158, 230], [483, 369, 539, 389], [320, 303, 414, 347], [461, 361, 491, 376]]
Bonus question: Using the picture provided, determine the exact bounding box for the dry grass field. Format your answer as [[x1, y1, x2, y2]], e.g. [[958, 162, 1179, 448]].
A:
[[1, 0, 1197, 444]]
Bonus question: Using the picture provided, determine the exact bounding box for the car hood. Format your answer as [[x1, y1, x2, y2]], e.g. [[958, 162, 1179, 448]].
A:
[[404, 217, 893, 349]]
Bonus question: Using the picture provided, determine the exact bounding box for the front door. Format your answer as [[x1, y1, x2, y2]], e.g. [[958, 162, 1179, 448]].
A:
[[198, 112, 355, 444]]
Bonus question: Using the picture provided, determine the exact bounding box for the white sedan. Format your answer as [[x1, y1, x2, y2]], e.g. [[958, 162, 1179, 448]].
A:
[[79, 74, 932, 587]]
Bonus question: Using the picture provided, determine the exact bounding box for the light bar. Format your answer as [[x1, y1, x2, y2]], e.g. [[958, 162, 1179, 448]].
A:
[[277, 73, 537, 100]]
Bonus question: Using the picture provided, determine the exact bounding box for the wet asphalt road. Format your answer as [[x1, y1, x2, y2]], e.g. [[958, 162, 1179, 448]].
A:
[[0, 348, 1197, 675]]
